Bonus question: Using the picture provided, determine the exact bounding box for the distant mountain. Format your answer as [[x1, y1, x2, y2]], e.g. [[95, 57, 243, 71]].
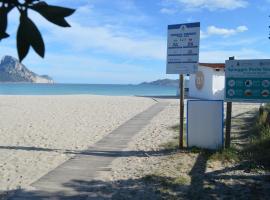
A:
[[0, 56, 53, 83], [139, 79, 180, 87]]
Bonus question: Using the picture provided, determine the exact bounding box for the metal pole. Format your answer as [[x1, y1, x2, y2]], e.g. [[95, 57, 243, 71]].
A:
[[225, 56, 234, 148], [225, 102, 232, 148], [179, 74, 185, 149]]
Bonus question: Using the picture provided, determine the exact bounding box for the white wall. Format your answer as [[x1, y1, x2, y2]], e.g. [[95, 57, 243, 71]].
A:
[[189, 66, 224, 100], [189, 66, 214, 99], [212, 71, 225, 100]]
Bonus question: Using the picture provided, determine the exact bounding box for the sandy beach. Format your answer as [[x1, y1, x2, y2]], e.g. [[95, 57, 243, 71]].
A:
[[0, 95, 155, 191], [95, 99, 263, 199], [0, 95, 262, 199], [98, 99, 261, 182]]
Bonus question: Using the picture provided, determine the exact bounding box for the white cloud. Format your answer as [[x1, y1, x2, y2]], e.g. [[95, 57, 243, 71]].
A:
[[200, 30, 209, 39], [0, 1, 169, 84], [162, 0, 248, 11], [1, 0, 259, 84], [20, 52, 165, 84], [22, 3, 166, 61], [160, 8, 176, 14], [215, 37, 264, 47], [46, 21, 166, 60], [202, 25, 248, 37], [200, 48, 269, 63], [236, 25, 248, 32], [2, 7, 165, 62]]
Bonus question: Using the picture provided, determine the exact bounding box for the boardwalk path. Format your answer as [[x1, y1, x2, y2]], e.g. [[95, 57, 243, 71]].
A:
[[10, 102, 168, 200]]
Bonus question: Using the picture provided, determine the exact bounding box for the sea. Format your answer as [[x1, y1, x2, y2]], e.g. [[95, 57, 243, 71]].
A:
[[0, 83, 178, 96]]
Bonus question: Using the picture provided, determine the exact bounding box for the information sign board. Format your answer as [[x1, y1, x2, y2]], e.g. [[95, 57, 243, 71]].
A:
[[225, 59, 270, 102], [166, 22, 200, 74]]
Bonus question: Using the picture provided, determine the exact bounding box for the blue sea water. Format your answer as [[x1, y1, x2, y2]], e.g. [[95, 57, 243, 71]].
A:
[[0, 83, 178, 96]]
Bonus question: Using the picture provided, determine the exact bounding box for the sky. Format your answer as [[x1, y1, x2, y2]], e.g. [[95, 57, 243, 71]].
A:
[[0, 0, 270, 84]]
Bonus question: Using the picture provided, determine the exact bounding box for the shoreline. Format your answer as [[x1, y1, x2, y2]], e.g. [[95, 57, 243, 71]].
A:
[[0, 83, 178, 96]]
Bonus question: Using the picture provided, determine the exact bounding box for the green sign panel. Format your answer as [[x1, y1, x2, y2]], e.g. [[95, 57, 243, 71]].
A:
[[225, 59, 270, 102]]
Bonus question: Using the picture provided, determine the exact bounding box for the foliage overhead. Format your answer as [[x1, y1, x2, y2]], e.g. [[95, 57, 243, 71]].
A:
[[0, 0, 75, 61]]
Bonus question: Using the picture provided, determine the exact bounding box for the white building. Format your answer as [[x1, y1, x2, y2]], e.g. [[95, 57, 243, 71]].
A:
[[189, 63, 225, 100]]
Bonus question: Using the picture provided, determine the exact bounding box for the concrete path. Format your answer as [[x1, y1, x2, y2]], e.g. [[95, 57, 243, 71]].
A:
[[10, 102, 168, 200]]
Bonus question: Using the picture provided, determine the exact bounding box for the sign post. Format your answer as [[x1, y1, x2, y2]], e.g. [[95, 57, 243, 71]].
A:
[[166, 22, 200, 149], [225, 57, 234, 149], [179, 74, 184, 148], [225, 101, 232, 148]]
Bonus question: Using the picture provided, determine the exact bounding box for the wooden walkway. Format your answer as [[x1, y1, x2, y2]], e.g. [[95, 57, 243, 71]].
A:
[[10, 102, 168, 200]]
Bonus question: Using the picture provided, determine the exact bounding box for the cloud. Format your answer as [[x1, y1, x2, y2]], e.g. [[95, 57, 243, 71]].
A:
[[200, 48, 269, 63], [46, 21, 166, 60], [200, 37, 265, 51], [1, 0, 259, 84], [162, 0, 248, 11], [181, 0, 248, 10], [19, 52, 166, 84], [25, 2, 166, 61], [202, 25, 248, 38], [5, 5, 166, 62], [0, 1, 169, 84], [160, 8, 176, 14]]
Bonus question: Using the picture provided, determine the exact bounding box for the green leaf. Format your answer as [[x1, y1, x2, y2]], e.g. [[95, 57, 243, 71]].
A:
[[17, 13, 45, 61], [0, 6, 14, 40], [31, 2, 75, 27], [33, 2, 75, 17], [44, 17, 71, 27], [17, 16, 30, 61], [0, 32, 9, 40]]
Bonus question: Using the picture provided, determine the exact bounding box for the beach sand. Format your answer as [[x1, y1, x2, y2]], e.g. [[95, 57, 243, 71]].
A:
[[95, 99, 261, 199], [0, 95, 261, 197], [0, 95, 155, 191], [107, 100, 260, 176]]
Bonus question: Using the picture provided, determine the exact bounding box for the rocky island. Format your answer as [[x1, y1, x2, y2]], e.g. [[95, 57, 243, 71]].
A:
[[139, 78, 189, 87], [139, 79, 179, 87], [0, 56, 53, 83]]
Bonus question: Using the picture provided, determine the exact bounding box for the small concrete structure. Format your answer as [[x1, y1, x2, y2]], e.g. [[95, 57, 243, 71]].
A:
[[189, 63, 225, 100], [187, 100, 224, 150]]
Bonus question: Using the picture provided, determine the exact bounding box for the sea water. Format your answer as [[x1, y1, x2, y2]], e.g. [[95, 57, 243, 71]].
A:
[[0, 83, 178, 96]]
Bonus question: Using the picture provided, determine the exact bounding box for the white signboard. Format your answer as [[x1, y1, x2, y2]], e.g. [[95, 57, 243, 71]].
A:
[[225, 59, 270, 102], [166, 22, 200, 74], [187, 100, 224, 150]]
